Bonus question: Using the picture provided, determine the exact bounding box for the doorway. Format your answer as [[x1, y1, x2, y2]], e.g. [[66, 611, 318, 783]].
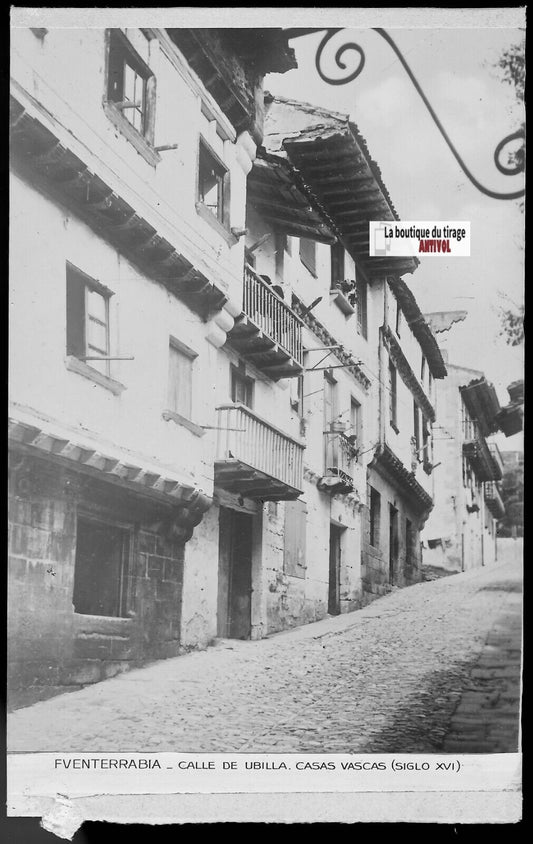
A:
[[328, 524, 343, 615], [217, 507, 253, 639], [389, 504, 398, 584]]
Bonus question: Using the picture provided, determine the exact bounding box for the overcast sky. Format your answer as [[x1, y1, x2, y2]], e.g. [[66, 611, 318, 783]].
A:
[[266, 25, 524, 449]]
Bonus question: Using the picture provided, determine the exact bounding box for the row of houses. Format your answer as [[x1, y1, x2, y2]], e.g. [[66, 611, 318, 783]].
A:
[[8, 27, 522, 709]]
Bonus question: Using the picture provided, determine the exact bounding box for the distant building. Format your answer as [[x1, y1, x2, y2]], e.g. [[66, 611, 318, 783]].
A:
[[422, 365, 511, 571], [498, 450, 524, 538]]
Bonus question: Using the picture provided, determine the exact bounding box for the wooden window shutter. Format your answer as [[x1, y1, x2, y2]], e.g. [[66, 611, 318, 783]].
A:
[[284, 499, 307, 578]]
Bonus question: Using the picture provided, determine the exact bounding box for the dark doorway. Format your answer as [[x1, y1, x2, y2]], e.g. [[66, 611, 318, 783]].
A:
[[328, 524, 343, 615], [389, 504, 398, 584], [73, 517, 130, 617], [217, 507, 253, 639]]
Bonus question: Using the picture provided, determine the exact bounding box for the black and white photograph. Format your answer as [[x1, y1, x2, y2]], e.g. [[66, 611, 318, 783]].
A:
[[7, 6, 524, 832]]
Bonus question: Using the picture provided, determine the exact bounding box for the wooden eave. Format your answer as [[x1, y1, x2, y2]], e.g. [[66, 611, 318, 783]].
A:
[[279, 128, 419, 279], [10, 95, 227, 320], [370, 443, 433, 513], [388, 278, 447, 379], [248, 153, 337, 243]]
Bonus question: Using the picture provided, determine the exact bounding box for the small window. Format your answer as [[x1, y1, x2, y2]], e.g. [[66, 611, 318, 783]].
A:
[[349, 397, 361, 461], [389, 361, 398, 430], [299, 238, 317, 277], [275, 232, 287, 278], [231, 366, 254, 408], [291, 374, 304, 417], [106, 29, 155, 142], [66, 263, 111, 376], [198, 139, 229, 226], [369, 487, 381, 548], [356, 279, 368, 339], [167, 339, 196, 420], [421, 355, 427, 383], [330, 242, 345, 288], [413, 401, 421, 456], [73, 517, 131, 617]]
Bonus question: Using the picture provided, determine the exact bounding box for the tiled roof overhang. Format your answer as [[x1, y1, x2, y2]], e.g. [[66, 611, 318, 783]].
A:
[[370, 443, 433, 513], [388, 279, 447, 379], [264, 98, 418, 279], [9, 416, 212, 542], [460, 378, 501, 437], [248, 152, 338, 243], [167, 29, 296, 141], [10, 95, 227, 320], [382, 326, 436, 421]]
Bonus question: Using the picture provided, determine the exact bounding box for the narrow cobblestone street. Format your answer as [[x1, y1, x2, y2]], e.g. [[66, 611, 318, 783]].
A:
[[8, 542, 522, 755]]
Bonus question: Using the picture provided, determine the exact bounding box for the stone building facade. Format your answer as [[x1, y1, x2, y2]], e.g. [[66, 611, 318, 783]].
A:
[[422, 364, 508, 572], [9, 26, 295, 708], [9, 29, 446, 709]]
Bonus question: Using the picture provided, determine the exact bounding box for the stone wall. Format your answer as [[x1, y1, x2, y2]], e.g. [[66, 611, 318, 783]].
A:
[[8, 455, 187, 710]]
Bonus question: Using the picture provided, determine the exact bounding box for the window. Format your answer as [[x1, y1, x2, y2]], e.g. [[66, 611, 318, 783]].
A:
[[422, 417, 432, 470], [413, 401, 421, 456], [106, 29, 155, 144], [198, 139, 229, 226], [73, 517, 131, 617], [231, 366, 254, 408], [421, 355, 427, 383], [275, 233, 288, 278], [389, 360, 398, 430], [356, 279, 368, 338], [330, 242, 345, 288], [291, 374, 304, 417], [369, 487, 381, 547], [66, 263, 111, 376], [323, 371, 338, 428], [284, 499, 307, 578], [349, 397, 361, 461], [299, 238, 317, 277], [167, 339, 197, 420]]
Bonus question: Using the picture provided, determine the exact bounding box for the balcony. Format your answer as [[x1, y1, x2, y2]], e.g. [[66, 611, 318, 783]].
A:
[[227, 265, 304, 380], [318, 428, 358, 495], [484, 482, 505, 519], [488, 442, 504, 480], [214, 404, 304, 501]]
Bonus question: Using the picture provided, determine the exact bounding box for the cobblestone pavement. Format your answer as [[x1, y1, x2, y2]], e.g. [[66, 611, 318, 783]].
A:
[[8, 545, 522, 754]]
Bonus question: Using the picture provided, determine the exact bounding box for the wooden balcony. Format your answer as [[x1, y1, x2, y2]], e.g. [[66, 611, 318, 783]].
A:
[[318, 430, 357, 495], [484, 482, 505, 519], [227, 264, 304, 380], [214, 404, 304, 501]]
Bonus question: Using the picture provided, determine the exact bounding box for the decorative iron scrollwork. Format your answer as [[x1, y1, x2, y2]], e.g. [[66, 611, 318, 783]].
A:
[[293, 27, 525, 201]]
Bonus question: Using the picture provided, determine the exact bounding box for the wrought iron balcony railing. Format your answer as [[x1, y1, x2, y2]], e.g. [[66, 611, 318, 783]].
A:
[[318, 429, 357, 494], [214, 403, 304, 500], [484, 481, 505, 519]]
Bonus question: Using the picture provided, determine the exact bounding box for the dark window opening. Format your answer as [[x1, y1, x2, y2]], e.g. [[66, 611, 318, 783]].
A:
[[389, 361, 398, 429], [330, 243, 345, 288], [299, 238, 317, 276], [198, 140, 228, 225], [369, 486, 381, 547], [107, 29, 154, 139], [73, 517, 131, 617], [356, 279, 368, 338], [66, 263, 111, 376], [396, 302, 402, 336], [231, 366, 254, 408], [413, 401, 421, 455]]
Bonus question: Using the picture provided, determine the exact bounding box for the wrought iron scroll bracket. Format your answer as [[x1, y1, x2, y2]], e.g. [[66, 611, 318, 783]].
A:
[[287, 27, 525, 201]]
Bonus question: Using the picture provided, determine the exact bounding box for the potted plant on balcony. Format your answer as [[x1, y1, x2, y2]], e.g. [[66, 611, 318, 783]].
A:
[[330, 279, 357, 315]]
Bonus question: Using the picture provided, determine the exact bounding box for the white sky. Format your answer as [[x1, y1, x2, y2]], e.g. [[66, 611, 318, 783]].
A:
[[266, 26, 525, 450]]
